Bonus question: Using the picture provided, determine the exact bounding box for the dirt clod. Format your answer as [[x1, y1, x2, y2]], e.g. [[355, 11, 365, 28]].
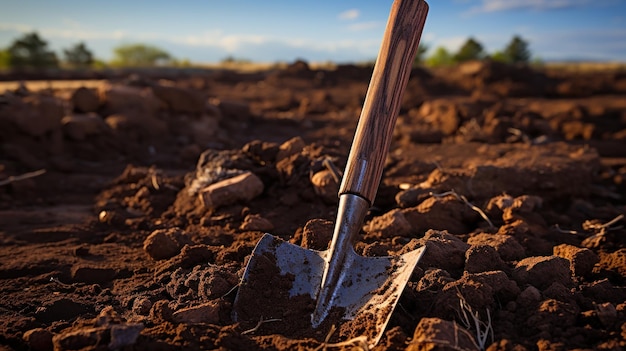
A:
[[143, 227, 192, 260], [553, 244, 599, 277], [240, 213, 274, 231], [301, 218, 333, 250], [364, 208, 412, 239], [22, 328, 53, 351], [414, 230, 470, 272], [467, 233, 526, 261], [465, 244, 508, 273], [513, 256, 572, 290], [408, 317, 479, 351]]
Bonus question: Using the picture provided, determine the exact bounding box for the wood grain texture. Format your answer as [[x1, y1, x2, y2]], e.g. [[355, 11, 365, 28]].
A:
[[339, 0, 429, 203]]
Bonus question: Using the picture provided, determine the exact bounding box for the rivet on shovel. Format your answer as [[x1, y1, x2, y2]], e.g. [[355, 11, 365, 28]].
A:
[[233, 0, 429, 347]]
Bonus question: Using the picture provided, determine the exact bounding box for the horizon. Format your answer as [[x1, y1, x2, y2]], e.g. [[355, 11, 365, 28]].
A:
[[1, 0, 626, 64]]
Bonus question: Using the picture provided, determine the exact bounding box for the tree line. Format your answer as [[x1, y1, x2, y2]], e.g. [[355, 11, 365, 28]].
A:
[[0, 32, 183, 70], [415, 35, 533, 67], [0, 31, 533, 70]]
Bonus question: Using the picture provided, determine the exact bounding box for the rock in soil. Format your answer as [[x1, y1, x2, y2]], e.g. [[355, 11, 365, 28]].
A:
[[310, 169, 339, 203], [171, 300, 222, 324], [199, 171, 264, 209]]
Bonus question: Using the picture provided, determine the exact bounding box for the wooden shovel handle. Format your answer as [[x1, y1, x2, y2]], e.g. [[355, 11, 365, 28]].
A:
[[339, 0, 429, 203]]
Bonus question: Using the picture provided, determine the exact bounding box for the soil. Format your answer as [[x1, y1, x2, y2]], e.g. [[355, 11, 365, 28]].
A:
[[1, 60, 625, 351]]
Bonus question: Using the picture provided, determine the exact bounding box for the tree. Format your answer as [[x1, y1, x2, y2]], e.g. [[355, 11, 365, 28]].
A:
[[220, 55, 252, 65], [489, 50, 509, 63], [63, 42, 94, 68], [426, 46, 453, 67], [171, 58, 192, 68], [453, 37, 484, 62], [0, 50, 9, 69], [7, 32, 58, 69], [111, 43, 172, 67], [503, 35, 531, 63], [92, 59, 109, 69]]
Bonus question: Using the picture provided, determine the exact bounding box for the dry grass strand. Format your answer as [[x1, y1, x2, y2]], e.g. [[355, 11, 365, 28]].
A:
[[0, 169, 46, 186], [430, 190, 495, 229]]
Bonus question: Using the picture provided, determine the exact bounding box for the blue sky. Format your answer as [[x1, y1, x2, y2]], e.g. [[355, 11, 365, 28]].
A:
[[1, 0, 625, 63]]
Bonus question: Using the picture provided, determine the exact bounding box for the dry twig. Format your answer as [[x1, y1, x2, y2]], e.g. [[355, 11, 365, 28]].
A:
[[583, 214, 624, 234], [312, 325, 370, 351], [432, 160, 444, 172], [323, 158, 343, 183], [430, 190, 495, 229], [151, 173, 160, 190], [0, 169, 46, 186], [580, 214, 624, 248], [317, 337, 369, 351], [240, 316, 282, 335], [50, 276, 73, 288], [313, 325, 337, 351], [221, 283, 240, 299], [457, 292, 493, 351], [506, 127, 531, 143], [555, 214, 623, 236], [314, 335, 369, 350], [554, 224, 580, 235], [554, 214, 624, 247]]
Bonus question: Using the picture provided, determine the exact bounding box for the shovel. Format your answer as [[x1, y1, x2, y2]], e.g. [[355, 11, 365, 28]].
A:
[[233, 0, 429, 347]]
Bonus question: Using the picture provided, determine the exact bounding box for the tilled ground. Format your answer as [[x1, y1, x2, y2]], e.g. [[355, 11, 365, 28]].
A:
[[1, 61, 625, 351]]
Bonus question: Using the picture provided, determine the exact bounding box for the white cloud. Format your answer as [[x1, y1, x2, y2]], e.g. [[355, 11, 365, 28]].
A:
[[468, 0, 591, 14], [338, 9, 360, 20], [0, 23, 36, 33], [216, 34, 269, 52]]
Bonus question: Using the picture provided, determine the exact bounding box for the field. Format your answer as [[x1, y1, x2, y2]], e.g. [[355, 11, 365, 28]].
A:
[[0, 60, 625, 350]]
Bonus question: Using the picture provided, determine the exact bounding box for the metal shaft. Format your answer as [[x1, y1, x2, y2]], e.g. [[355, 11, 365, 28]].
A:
[[310, 193, 370, 327], [310, 0, 429, 330]]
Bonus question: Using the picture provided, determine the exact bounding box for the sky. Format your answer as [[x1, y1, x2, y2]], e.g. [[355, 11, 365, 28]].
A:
[[1, 0, 625, 64]]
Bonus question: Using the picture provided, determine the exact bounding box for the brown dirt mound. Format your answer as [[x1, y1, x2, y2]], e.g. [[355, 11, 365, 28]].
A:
[[1, 62, 625, 350]]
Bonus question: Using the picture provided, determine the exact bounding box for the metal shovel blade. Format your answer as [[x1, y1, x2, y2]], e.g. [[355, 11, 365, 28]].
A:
[[232, 232, 426, 347]]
